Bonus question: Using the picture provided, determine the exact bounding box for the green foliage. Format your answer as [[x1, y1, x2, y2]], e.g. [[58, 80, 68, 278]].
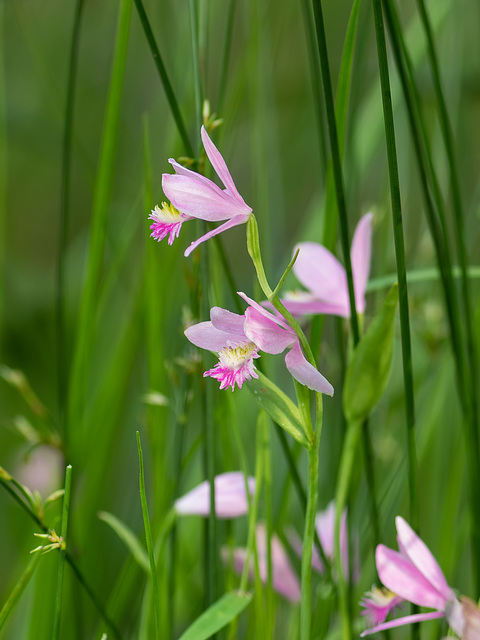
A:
[[178, 591, 253, 640]]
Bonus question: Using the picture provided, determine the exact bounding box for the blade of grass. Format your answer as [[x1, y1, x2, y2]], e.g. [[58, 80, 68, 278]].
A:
[[68, 0, 133, 452], [133, 0, 194, 157], [56, 0, 85, 448], [0, 553, 41, 631], [136, 432, 161, 640], [0, 2, 6, 352], [52, 465, 72, 640]]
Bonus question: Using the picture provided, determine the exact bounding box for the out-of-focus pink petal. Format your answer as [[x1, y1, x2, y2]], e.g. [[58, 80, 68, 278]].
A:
[[282, 297, 349, 318], [201, 126, 245, 202], [174, 472, 255, 518], [395, 517, 452, 603], [287, 527, 324, 574], [256, 525, 301, 603], [360, 610, 445, 636], [210, 307, 246, 338], [163, 174, 246, 222], [185, 321, 231, 351], [351, 213, 373, 313], [460, 597, 480, 640], [284, 343, 334, 395], [293, 242, 349, 312], [376, 545, 447, 610], [169, 158, 218, 189], [316, 502, 335, 558], [184, 215, 249, 257], [244, 307, 296, 355]]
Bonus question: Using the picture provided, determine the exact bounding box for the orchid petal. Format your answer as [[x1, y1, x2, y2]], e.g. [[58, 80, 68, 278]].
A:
[[281, 297, 350, 318], [162, 174, 246, 222], [256, 525, 301, 603], [169, 158, 218, 189], [351, 213, 373, 313], [376, 545, 447, 610], [210, 307, 247, 337], [174, 472, 255, 518], [284, 342, 334, 395], [293, 242, 349, 312], [244, 307, 296, 354], [237, 291, 291, 330], [184, 215, 250, 257], [287, 528, 325, 575], [201, 126, 246, 202], [185, 321, 232, 351], [360, 610, 444, 636], [395, 516, 452, 603]]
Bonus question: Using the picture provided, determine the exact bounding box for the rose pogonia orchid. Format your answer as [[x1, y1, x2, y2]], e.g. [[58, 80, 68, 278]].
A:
[[184, 293, 334, 395], [224, 524, 301, 602], [361, 516, 465, 637], [174, 472, 255, 519], [282, 212, 373, 318], [361, 587, 404, 627], [158, 126, 252, 257]]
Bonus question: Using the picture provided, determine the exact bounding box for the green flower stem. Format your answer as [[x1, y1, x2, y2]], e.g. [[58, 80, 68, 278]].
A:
[[334, 419, 362, 640], [300, 405, 322, 640], [371, 0, 419, 532], [136, 432, 161, 640], [262, 415, 274, 640], [52, 465, 72, 640]]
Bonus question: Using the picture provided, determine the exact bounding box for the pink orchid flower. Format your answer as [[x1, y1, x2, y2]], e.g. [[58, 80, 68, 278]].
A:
[[361, 516, 465, 637], [184, 292, 334, 395], [155, 126, 252, 257], [282, 212, 373, 317], [174, 472, 255, 519], [224, 524, 301, 602]]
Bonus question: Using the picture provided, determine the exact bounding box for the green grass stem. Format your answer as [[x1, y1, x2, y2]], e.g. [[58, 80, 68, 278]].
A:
[[371, 0, 419, 533], [52, 465, 72, 640], [136, 432, 161, 640]]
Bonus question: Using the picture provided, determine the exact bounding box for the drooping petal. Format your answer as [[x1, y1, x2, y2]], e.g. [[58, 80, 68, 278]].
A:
[[184, 215, 250, 257], [210, 307, 247, 338], [185, 321, 232, 351], [244, 307, 296, 355], [395, 517, 452, 603], [360, 610, 444, 636], [284, 342, 334, 395], [293, 242, 350, 314], [162, 173, 245, 222], [174, 472, 255, 518], [351, 213, 373, 313], [201, 126, 247, 203], [376, 545, 447, 611]]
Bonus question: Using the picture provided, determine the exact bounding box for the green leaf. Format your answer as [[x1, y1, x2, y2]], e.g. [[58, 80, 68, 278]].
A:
[[178, 591, 253, 640], [246, 372, 308, 447], [343, 285, 398, 422], [98, 511, 149, 574]]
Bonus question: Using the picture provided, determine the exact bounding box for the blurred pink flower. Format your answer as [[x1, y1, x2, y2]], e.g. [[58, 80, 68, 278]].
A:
[[289, 501, 357, 580], [361, 516, 465, 637], [225, 524, 301, 602], [174, 472, 255, 519], [15, 445, 63, 498], [282, 213, 373, 317], [461, 597, 480, 640], [184, 293, 333, 395], [160, 126, 252, 256]]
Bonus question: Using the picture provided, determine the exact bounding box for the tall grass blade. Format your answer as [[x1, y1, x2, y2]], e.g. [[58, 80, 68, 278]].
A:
[[52, 464, 72, 640], [178, 592, 253, 640], [0, 553, 41, 631]]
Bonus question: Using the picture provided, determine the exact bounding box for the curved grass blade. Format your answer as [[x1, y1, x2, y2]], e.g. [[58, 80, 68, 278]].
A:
[[178, 592, 252, 640], [0, 553, 41, 631]]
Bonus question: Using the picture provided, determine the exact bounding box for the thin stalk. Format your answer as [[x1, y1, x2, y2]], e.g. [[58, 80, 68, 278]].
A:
[[218, 0, 236, 117], [133, 0, 194, 157], [0, 477, 122, 639], [0, 553, 41, 631], [136, 432, 161, 640], [263, 416, 274, 640], [300, 398, 322, 640], [52, 465, 72, 640], [371, 0, 419, 531], [310, 0, 360, 344], [57, 0, 85, 449], [189, 0, 203, 154]]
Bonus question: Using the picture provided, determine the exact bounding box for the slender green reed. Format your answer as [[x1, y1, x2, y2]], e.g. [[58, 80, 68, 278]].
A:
[[68, 0, 133, 448], [371, 0, 419, 533], [56, 0, 85, 449], [133, 0, 194, 157], [262, 414, 274, 640], [136, 432, 161, 640], [0, 2, 6, 352], [52, 465, 72, 640], [189, 0, 203, 153], [0, 553, 41, 631], [218, 0, 237, 117]]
